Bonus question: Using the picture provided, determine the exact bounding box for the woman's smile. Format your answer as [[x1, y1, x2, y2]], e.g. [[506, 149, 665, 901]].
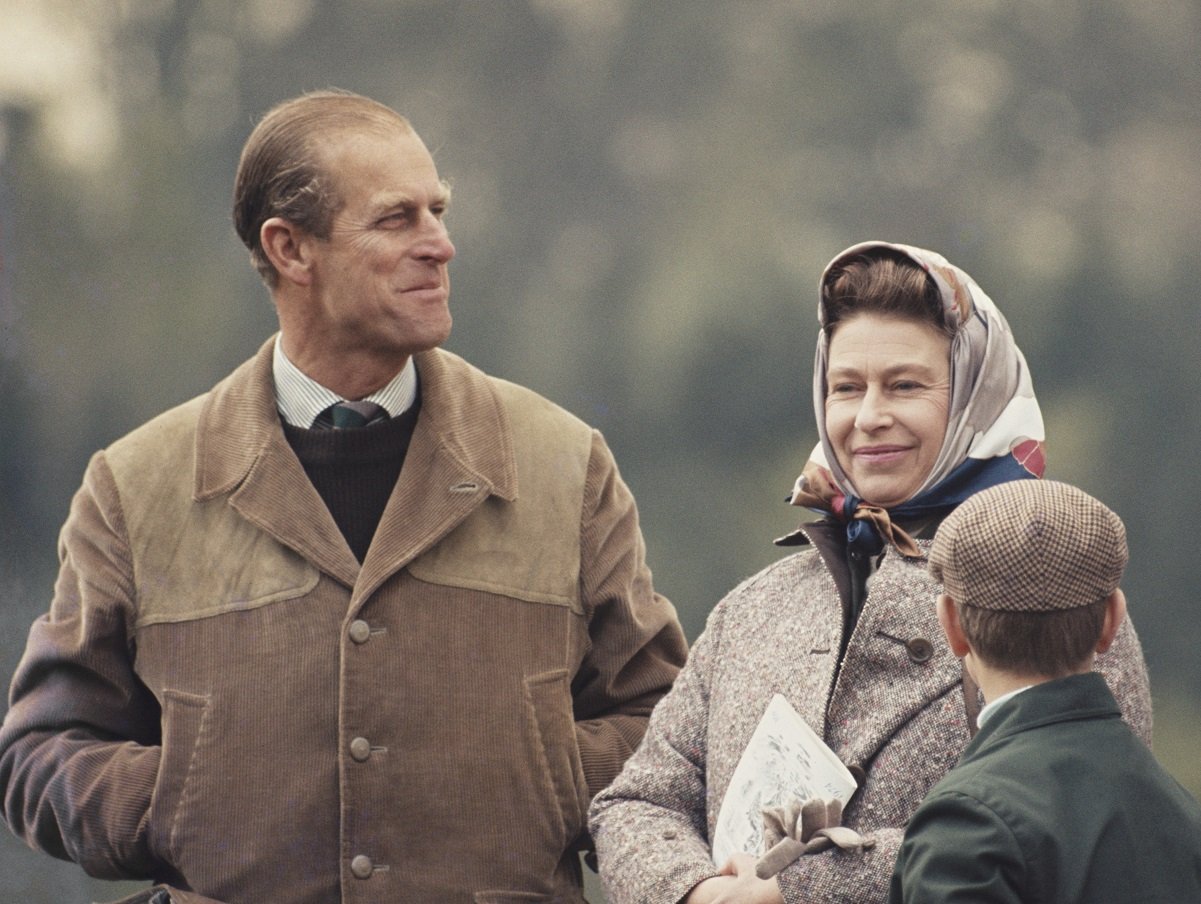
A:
[[853, 444, 912, 463], [824, 313, 952, 508]]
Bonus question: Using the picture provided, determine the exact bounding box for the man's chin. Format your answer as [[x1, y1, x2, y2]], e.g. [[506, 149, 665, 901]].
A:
[[399, 321, 453, 357]]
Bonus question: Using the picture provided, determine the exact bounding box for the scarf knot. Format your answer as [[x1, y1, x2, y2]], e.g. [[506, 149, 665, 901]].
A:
[[789, 452, 1043, 558]]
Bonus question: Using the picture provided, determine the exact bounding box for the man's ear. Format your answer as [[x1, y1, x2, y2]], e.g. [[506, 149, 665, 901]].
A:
[[260, 217, 315, 286], [1095, 589, 1127, 654], [936, 593, 972, 658]]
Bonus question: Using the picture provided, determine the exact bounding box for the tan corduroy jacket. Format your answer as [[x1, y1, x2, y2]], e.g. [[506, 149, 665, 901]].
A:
[[0, 338, 687, 904]]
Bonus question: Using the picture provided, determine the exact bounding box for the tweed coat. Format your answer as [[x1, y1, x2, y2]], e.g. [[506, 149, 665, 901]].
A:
[[588, 534, 1152, 904], [0, 337, 687, 904], [888, 672, 1201, 903]]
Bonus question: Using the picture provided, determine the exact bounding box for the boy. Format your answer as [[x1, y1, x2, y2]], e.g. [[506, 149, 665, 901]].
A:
[[888, 479, 1201, 903]]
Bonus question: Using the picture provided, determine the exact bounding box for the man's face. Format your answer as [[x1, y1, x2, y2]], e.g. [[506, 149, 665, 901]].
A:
[[295, 124, 456, 370]]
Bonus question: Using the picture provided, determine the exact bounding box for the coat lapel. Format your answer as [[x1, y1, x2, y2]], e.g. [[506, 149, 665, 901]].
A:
[[826, 542, 963, 770], [193, 342, 520, 604], [193, 337, 362, 588], [353, 348, 518, 607]]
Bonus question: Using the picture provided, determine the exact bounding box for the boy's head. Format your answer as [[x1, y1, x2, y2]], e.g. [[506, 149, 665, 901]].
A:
[[929, 480, 1128, 678]]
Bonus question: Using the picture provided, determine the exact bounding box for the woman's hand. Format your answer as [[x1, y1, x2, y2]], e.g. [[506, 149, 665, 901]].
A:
[[683, 874, 737, 903], [682, 854, 785, 904]]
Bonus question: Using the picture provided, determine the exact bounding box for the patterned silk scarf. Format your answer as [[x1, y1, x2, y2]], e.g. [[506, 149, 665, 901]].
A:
[[788, 241, 1046, 557]]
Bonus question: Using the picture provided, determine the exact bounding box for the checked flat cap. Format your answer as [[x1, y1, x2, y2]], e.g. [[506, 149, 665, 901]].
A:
[[929, 480, 1127, 612]]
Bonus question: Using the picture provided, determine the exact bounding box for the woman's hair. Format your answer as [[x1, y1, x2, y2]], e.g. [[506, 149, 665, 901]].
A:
[[232, 89, 412, 286], [821, 250, 953, 338], [956, 597, 1108, 677]]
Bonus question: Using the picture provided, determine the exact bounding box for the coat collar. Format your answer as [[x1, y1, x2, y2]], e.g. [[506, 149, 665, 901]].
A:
[[193, 337, 281, 501], [192, 336, 518, 596], [964, 672, 1120, 757], [403, 344, 518, 504]]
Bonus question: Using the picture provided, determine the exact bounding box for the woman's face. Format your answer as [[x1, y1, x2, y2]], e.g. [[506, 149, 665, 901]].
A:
[[825, 312, 952, 508]]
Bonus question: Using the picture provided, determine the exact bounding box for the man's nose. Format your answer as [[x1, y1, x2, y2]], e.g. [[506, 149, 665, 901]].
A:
[[416, 215, 456, 263]]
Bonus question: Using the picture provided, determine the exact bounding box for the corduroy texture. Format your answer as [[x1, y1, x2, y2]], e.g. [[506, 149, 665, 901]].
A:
[[588, 538, 1153, 904], [0, 337, 687, 904], [929, 480, 1128, 612], [283, 403, 420, 562], [107, 887, 226, 904]]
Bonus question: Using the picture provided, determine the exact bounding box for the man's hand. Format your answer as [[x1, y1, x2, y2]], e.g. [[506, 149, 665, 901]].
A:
[[683, 854, 785, 904]]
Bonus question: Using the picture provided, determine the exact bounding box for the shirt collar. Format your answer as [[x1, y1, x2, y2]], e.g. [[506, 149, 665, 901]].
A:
[[976, 684, 1034, 729], [272, 336, 418, 428]]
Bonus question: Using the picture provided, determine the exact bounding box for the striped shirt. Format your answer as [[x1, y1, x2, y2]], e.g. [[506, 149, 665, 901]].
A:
[[272, 336, 418, 428]]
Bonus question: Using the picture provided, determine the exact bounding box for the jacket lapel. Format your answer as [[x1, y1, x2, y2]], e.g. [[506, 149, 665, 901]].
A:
[[353, 348, 518, 607], [193, 336, 362, 588], [826, 542, 964, 769], [193, 342, 520, 602]]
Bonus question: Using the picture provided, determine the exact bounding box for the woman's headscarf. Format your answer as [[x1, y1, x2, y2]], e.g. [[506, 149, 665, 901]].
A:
[[787, 240, 1045, 557]]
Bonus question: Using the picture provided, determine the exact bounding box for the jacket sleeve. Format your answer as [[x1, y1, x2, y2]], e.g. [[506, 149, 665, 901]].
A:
[[571, 431, 688, 801], [104, 885, 230, 904], [586, 590, 735, 904], [0, 451, 163, 879], [887, 790, 1026, 904]]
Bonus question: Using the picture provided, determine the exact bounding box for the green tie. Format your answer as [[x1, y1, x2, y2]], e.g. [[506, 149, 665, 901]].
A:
[[318, 401, 388, 429]]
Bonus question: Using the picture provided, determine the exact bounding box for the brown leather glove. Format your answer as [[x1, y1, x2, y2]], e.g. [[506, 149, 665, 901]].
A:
[[754, 798, 875, 879]]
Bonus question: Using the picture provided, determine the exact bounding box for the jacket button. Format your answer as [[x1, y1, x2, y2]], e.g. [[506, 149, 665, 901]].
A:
[[350, 737, 372, 762], [348, 620, 371, 644], [906, 637, 934, 663], [350, 855, 373, 879]]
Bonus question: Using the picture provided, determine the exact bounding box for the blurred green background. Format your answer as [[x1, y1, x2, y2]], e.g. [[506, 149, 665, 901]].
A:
[[2, 0, 1199, 900]]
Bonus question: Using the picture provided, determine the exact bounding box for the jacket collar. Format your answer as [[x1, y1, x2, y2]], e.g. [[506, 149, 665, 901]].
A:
[[192, 336, 518, 596], [194, 338, 280, 500], [964, 672, 1120, 758], [402, 344, 517, 504]]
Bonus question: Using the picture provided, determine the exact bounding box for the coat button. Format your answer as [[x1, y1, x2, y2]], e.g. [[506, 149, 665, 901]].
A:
[[906, 637, 934, 663], [350, 855, 373, 879], [348, 620, 371, 644], [350, 737, 372, 762]]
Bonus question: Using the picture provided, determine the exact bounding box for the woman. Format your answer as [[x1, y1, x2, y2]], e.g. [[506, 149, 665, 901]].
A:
[[587, 241, 1152, 904]]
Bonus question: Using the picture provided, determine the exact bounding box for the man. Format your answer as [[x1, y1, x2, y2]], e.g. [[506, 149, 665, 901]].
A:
[[0, 89, 687, 904], [889, 479, 1201, 903]]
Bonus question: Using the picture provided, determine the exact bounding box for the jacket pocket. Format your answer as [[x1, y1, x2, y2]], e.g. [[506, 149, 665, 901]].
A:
[[145, 689, 209, 867], [524, 669, 589, 843]]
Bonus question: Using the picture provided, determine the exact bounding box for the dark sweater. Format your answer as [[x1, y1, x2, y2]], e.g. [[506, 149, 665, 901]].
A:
[[282, 401, 421, 562]]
